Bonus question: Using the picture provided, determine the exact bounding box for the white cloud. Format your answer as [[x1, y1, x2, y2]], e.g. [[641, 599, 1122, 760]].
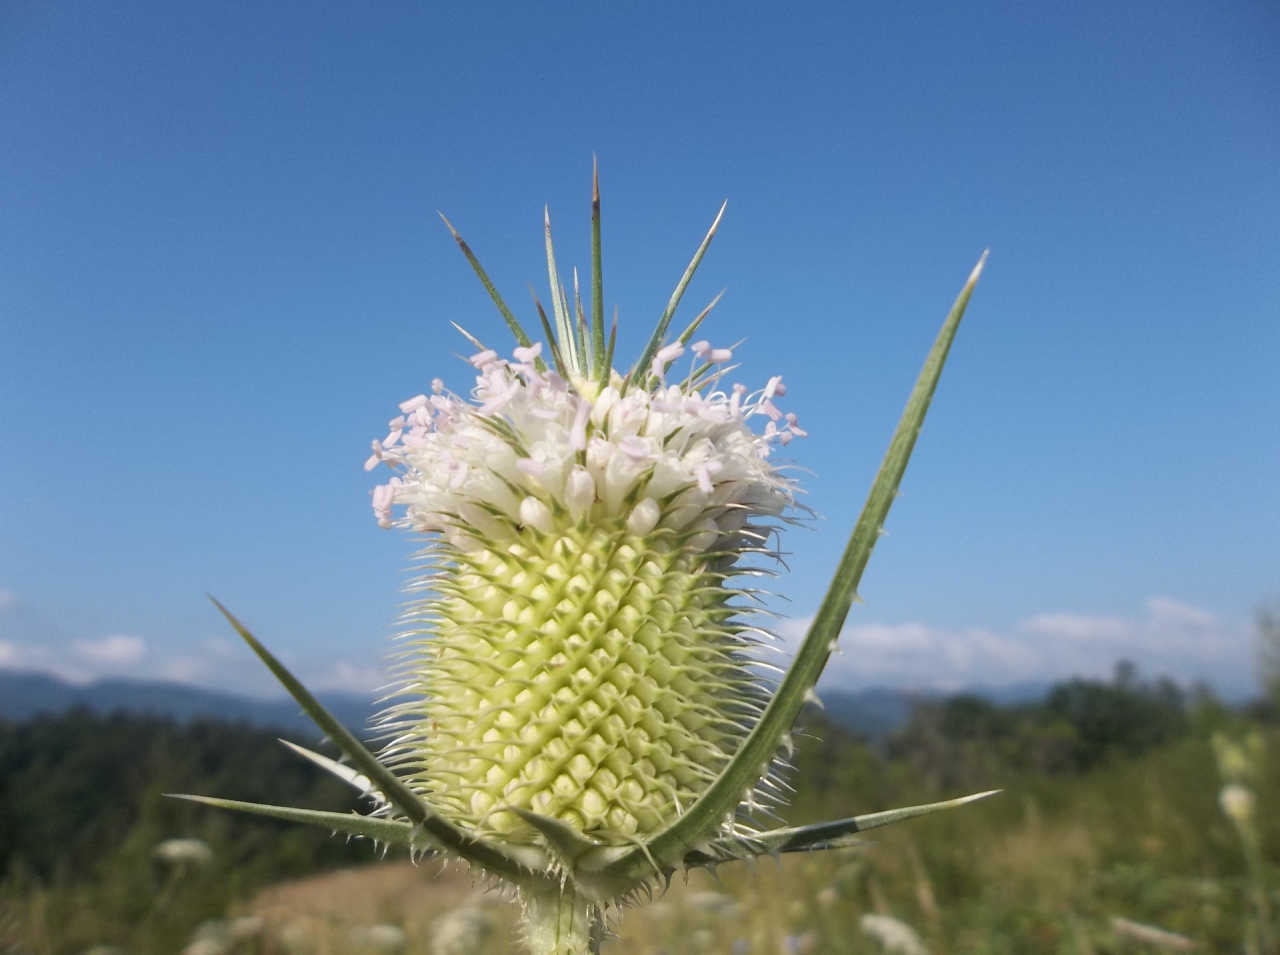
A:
[[1021, 612, 1132, 643], [795, 596, 1257, 697], [308, 660, 386, 693], [157, 658, 201, 683], [74, 634, 145, 663], [0, 592, 392, 698]]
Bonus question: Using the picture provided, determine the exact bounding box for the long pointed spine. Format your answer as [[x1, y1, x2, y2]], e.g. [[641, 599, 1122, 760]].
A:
[[633, 201, 727, 383], [591, 160, 605, 379], [168, 794, 421, 847], [544, 207, 577, 372], [569, 277, 588, 371], [438, 213, 538, 354], [677, 289, 726, 345], [531, 288, 572, 379], [603, 308, 618, 378]]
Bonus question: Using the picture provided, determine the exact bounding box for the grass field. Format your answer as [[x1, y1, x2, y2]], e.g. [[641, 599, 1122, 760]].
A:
[[2, 676, 1276, 955]]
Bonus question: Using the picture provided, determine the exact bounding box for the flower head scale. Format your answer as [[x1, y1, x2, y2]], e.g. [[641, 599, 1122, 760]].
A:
[[175, 168, 994, 955]]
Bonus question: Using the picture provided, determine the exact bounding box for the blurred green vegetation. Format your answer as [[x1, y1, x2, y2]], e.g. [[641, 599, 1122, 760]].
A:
[[2, 665, 1278, 955], [0, 710, 381, 955], [780, 670, 1277, 955]]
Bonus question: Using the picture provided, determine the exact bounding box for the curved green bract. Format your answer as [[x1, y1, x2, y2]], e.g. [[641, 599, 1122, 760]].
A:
[[702, 789, 1000, 860], [598, 253, 989, 884], [207, 598, 546, 885], [167, 793, 424, 847], [278, 740, 380, 800]]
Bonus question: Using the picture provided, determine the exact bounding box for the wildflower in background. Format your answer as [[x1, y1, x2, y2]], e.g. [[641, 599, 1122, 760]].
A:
[[152, 838, 213, 868], [861, 914, 927, 955], [1220, 783, 1257, 829], [428, 908, 493, 955], [175, 167, 993, 955], [152, 837, 214, 912], [1213, 731, 1274, 955], [1108, 918, 1195, 953]]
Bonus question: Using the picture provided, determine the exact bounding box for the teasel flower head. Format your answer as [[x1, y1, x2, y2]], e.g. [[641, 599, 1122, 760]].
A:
[[176, 165, 995, 955], [368, 333, 804, 845]]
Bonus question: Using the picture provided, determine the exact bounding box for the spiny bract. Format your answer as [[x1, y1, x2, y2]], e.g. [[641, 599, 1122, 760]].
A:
[[176, 169, 993, 955]]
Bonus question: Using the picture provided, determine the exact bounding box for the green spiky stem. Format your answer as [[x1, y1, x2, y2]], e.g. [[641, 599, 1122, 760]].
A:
[[523, 887, 602, 955]]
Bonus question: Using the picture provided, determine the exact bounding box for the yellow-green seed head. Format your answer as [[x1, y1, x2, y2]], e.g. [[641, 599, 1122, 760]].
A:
[[368, 342, 804, 849]]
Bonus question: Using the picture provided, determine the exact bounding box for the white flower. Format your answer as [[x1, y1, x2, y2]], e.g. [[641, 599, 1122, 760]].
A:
[[1219, 783, 1256, 827], [368, 345, 807, 557], [861, 915, 928, 955]]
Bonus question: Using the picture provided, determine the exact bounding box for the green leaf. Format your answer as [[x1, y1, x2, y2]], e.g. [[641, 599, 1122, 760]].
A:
[[632, 202, 727, 383], [438, 213, 540, 367], [599, 252, 988, 884], [207, 597, 541, 884], [166, 793, 426, 847], [591, 159, 605, 378]]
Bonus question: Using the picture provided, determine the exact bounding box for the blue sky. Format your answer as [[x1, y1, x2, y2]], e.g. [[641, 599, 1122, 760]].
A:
[[1, 1, 1277, 698]]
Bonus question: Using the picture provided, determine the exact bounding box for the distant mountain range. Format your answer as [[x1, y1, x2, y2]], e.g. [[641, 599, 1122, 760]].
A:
[[0, 669, 1051, 741], [0, 669, 375, 740], [817, 681, 1051, 740]]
